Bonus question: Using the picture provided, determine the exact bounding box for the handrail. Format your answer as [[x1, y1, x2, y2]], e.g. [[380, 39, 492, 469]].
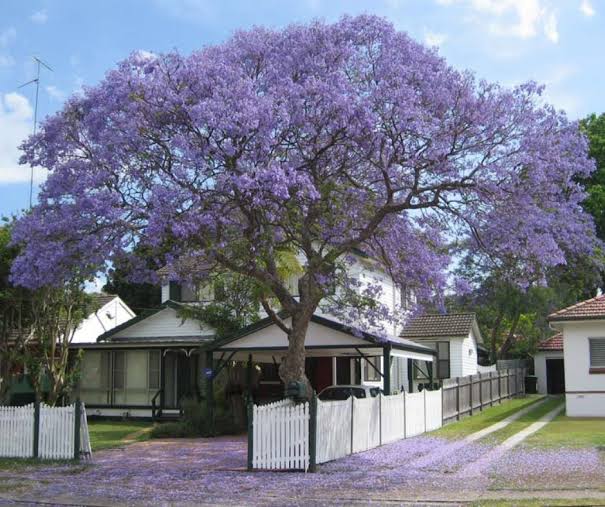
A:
[[151, 389, 163, 421]]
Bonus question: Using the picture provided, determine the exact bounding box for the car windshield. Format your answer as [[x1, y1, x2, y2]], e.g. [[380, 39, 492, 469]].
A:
[[319, 387, 370, 401]]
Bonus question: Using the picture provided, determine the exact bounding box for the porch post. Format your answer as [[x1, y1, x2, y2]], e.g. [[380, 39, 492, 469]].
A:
[[205, 350, 215, 435], [407, 358, 414, 393], [246, 354, 253, 401], [383, 345, 392, 396], [160, 349, 166, 415]]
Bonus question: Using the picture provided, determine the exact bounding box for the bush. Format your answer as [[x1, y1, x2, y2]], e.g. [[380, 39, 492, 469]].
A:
[[150, 397, 243, 439], [150, 421, 195, 439]]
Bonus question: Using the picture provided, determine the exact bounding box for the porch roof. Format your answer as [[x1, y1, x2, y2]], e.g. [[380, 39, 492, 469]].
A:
[[205, 313, 436, 362]]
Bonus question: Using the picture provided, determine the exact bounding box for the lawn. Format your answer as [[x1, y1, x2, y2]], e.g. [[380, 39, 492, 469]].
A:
[[432, 394, 545, 439], [522, 414, 605, 448], [88, 420, 154, 451], [484, 396, 564, 444]]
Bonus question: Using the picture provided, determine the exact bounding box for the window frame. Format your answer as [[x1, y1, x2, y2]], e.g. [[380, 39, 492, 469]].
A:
[[363, 356, 381, 382], [589, 337, 605, 373]]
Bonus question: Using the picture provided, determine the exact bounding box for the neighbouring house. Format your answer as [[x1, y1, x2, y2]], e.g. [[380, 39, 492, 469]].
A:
[[548, 295, 605, 417], [3, 293, 134, 405], [533, 333, 564, 395], [399, 313, 485, 391]]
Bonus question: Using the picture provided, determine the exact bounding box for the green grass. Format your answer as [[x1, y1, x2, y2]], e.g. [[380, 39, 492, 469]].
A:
[[88, 420, 154, 451], [485, 397, 564, 444], [471, 498, 605, 507], [432, 395, 545, 439], [522, 414, 605, 448]]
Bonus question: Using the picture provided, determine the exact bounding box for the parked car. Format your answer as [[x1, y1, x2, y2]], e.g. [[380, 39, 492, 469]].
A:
[[318, 384, 381, 401]]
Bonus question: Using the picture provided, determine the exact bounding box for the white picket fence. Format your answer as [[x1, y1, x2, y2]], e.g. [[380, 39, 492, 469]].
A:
[[0, 402, 92, 460], [251, 399, 309, 470], [316, 390, 442, 464], [0, 404, 35, 458], [251, 389, 443, 470]]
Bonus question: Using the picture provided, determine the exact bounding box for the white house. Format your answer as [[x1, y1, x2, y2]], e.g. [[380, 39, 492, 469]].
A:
[[399, 313, 483, 391], [533, 334, 564, 395], [74, 256, 484, 418], [72, 294, 135, 344], [548, 295, 605, 417]]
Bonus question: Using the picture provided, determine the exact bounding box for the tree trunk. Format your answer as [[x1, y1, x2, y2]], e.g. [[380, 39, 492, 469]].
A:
[[498, 310, 521, 360], [490, 308, 504, 364], [278, 311, 314, 398]]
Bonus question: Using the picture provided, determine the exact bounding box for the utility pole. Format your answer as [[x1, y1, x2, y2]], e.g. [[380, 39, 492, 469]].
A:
[[18, 56, 53, 209]]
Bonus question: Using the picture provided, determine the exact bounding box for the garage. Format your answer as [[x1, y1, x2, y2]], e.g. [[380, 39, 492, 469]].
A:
[[533, 333, 564, 395]]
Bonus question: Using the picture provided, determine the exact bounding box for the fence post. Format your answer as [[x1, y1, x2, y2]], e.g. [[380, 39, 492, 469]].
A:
[[33, 399, 40, 459], [309, 396, 317, 472], [378, 394, 382, 446], [247, 401, 253, 471], [490, 372, 493, 406], [403, 390, 407, 439], [479, 374, 483, 411], [350, 396, 354, 453], [455, 378, 460, 421], [74, 399, 81, 461], [423, 389, 427, 433], [498, 370, 502, 402], [469, 376, 474, 415]]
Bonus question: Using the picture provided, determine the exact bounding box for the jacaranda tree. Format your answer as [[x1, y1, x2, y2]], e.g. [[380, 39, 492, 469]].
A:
[[10, 16, 599, 391]]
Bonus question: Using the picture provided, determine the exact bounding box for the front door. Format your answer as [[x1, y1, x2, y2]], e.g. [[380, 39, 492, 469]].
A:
[[546, 358, 565, 394]]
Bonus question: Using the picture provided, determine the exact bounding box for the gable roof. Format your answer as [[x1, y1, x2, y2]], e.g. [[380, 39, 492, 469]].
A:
[[206, 313, 436, 356], [400, 313, 480, 341], [538, 333, 563, 351], [96, 300, 182, 342], [548, 294, 605, 322]]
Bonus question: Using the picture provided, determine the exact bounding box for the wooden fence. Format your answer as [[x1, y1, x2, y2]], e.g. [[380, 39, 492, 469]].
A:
[[442, 368, 526, 424], [250, 399, 309, 471], [0, 401, 92, 460]]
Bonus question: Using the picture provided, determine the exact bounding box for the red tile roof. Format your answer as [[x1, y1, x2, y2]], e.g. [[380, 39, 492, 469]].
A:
[[548, 294, 605, 322], [400, 313, 476, 339], [538, 333, 563, 351]]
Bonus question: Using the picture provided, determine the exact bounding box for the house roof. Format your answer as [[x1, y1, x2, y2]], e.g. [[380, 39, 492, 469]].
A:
[[548, 294, 605, 322], [206, 313, 436, 356], [538, 333, 563, 351], [400, 313, 479, 340], [90, 293, 119, 308]]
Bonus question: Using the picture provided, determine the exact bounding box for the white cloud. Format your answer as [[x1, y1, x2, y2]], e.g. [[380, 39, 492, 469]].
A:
[[45, 85, 66, 102], [436, 0, 561, 43], [543, 10, 559, 43], [580, 0, 595, 17], [0, 55, 14, 67], [424, 30, 448, 47], [0, 27, 16, 47], [0, 27, 16, 68], [0, 93, 47, 184], [30, 10, 48, 24]]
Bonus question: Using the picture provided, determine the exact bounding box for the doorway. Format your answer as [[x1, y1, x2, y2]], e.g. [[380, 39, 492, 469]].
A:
[[546, 358, 565, 394]]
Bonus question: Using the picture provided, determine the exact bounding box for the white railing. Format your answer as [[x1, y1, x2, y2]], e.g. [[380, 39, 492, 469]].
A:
[[0, 404, 35, 458], [0, 402, 92, 460], [252, 399, 309, 470]]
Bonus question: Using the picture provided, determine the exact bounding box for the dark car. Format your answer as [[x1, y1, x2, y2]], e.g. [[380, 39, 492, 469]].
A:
[[318, 385, 381, 401]]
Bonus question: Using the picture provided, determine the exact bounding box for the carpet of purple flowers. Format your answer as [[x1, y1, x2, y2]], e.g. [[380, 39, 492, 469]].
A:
[[0, 435, 603, 505]]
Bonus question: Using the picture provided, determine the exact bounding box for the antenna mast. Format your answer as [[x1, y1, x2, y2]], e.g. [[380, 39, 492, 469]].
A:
[[18, 56, 53, 209]]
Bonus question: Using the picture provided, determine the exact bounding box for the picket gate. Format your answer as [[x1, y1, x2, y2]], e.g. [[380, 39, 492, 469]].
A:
[[251, 399, 309, 471]]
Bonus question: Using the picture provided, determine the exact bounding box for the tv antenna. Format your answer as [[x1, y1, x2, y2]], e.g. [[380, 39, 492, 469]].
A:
[[18, 56, 53, 209]]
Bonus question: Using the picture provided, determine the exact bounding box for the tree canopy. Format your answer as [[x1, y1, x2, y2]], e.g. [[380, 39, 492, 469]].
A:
[[10, 16, 600, 387]]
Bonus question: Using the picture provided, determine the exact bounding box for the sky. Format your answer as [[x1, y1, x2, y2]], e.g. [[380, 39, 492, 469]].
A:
[[0, 0, 602, 218]]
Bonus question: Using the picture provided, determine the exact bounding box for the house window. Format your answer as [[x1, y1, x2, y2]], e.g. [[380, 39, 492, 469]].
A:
[[148, 351, 161, 390], [589, 338, 605, 371], [436, 341, 450, 379], [113, 351, 126, 390], [364, 357, 381, 382]]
